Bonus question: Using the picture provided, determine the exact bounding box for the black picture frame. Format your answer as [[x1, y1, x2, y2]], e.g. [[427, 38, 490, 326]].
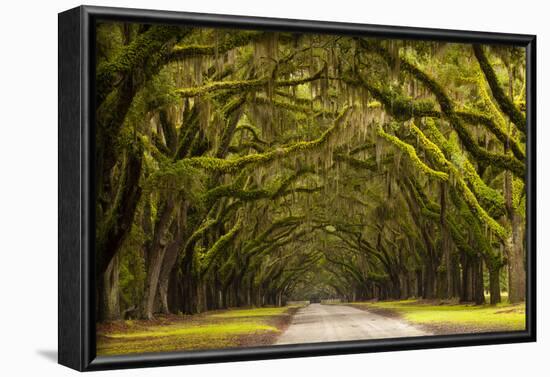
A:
[[58, 5, 536, 371]]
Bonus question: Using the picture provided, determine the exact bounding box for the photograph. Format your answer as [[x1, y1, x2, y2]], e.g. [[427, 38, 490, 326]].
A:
[[93, 20, 529, 357]]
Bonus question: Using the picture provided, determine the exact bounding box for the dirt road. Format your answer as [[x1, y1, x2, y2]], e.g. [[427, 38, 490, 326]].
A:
[[276, 303, 430, 345]]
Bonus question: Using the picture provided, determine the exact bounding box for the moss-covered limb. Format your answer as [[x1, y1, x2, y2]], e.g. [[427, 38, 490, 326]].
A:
[[456, 111, 525, 161], [169, 31, 264, 61], [400, 179, 477, 255], [348, 72, 524, 162], [448, 188, 501, 263], [242, 216, 305, 255], [358, 39, 452, 113], [180, 106, 351, 173], [411, 121, 507, 238], [323, 253, 367, 285], [179, 203, 229, 266], [351, 76, 436, 121], [175, 77, 265, 97], [249, 217, 305, 253], [215, 96, 247, 158], [159, 110, 178, 154], [96, 144, 144, 276], [377, 126, 449, 181], [139, 134, 172, 166], [234, 124, 268, 145], [96, 26, 190, 105], [184, 218, 217, 254], [421, 119, 506, 218], [460, 170, 508, 239], [270, 168, 314, 199], [358, 40, 524, 178], [175, 104, 201, 159], [473, 45, 526, 134], [249, 228, 308, 261], [277, 63, 326, 87], [408, 123, 448, 167], [204, 185, 270, 206], [175, 64, 326, 98], [400, 177, 440, 221], [447, 220, 475, 256], [451, 125, 524, 177], [400, 176, 493, 264], [151, 132, 172, 157], [199, 218, 243, 274], [275, 255, 324, 291]]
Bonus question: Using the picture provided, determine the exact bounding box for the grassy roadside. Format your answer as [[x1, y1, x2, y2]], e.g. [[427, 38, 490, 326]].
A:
[[348, 299, 526, 335], [97, 306, 301, 355]]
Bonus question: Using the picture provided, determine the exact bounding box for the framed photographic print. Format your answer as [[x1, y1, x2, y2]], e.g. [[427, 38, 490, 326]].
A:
[[58, 5, 536, 371]]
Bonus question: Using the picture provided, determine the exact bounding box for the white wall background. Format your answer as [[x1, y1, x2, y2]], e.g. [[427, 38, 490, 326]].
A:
[[0, 0, 547, 375]]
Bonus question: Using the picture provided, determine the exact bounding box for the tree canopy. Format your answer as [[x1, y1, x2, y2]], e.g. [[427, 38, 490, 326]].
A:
[[95, 22, 527, 321]]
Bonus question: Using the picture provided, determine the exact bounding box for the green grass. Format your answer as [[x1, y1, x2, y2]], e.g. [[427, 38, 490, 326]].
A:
[[210, 306, 295, 318], [97, 306, 297, 355], [351, 299, 526, 332], [105, 321, 278, 339]]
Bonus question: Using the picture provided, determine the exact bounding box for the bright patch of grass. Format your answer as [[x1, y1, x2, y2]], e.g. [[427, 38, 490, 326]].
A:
[[97, 306, 298, 355], [210, 306, 292, 318], [352, 299, 525, 331], [106, 321, 278, 339]]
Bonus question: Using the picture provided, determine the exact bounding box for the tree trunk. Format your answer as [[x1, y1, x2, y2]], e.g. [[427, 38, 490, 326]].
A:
[[423, 262, 437, 299], [140, 245, 167, 319], [139, 198, 175, 319], [440, 182, 452, 299], [507, 212, 525, 303], [450, 254, 462, 298], [416, 269, 423, 298], [488, 264, 502, 305], [158, 240, 181, 315], [503, 64, 525, 304], [460, 255, 473, 302], [98, 255, 120, 321]]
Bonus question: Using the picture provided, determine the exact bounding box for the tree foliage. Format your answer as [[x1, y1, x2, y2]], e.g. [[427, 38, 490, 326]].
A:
[[95, 22, 527, 321]]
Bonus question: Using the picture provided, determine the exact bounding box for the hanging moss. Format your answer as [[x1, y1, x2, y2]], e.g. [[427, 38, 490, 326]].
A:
[[180, 106, 351, 173], [95, 28, 527, 318]]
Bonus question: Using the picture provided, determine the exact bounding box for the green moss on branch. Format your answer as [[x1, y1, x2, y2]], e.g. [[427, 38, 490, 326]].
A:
[[180, 106, 351, 173], [200, 219, 242, 273], [473, 45, 526, 134], [417, 120, 508, 239], [358, 39, 524, 178], [170, 31, 264, 60], [96, 26, 190, 104], [175, 64, 326, 98], [377, 126, 449, 181]]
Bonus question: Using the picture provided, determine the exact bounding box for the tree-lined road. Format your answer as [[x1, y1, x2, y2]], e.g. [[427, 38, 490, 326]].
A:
[[276, 304, 430, 344]]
